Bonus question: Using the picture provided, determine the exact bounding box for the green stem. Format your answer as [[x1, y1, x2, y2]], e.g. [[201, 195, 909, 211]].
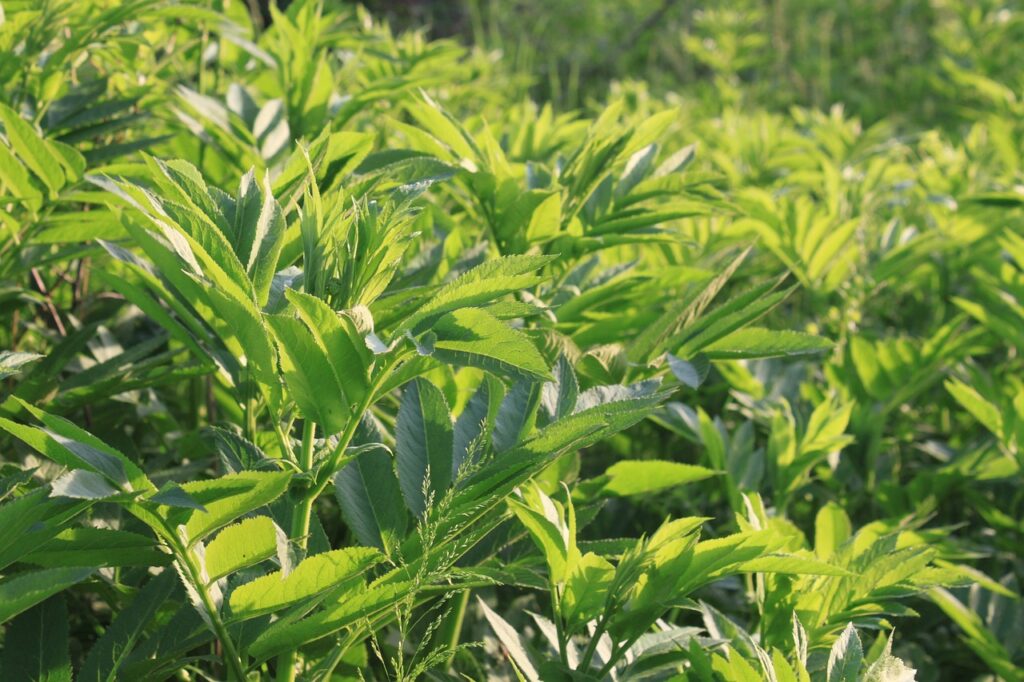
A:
[[307, 350, 405, 499], [290, 419, 317, 546], [277, 420, 317, 682], [272, 415, 296, 463], [174, 539, 247, 681], [275, 353, 405, 680], [577, 610, 609, 671], [554, 603, 570, 668]]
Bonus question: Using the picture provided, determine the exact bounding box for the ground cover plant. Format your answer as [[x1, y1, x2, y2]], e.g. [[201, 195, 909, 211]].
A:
[[0, 0, 1021, 680]]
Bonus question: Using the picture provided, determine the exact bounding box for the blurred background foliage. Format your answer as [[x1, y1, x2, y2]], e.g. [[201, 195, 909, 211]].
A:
[[340, 0, 1023, 127]]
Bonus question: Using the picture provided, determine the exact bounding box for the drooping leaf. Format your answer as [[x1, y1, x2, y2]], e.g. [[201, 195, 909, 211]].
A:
[[395, 379, 454, 515], [0, 351, 43, 379], [478, 597, 540, 682], [50, 470, 120, 500], [334, 443, 407, 554]]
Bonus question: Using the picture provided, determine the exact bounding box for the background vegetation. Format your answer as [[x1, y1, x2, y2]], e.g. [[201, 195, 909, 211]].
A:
[[0, 0, 1021, 680]]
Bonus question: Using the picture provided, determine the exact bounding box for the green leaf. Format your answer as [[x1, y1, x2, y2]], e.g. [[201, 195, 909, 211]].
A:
[[202, 427, 272, 474], [582, 459, 717, 498], [431, 308, 551, 381], [540, 355, 579, 421], [561, 551, 614, 628], [50, 470, 120, 499], [702, 327, 833, 360], [284, 288, 371, 405], [149, 482, 207, 511], [736, 552, 852, 576], [203, 516, 281, 583], [945, 378, 1004, 438], [0, 351, 43, 379], [0, 102, 65, 196], [399, 255, 554, 334], [666, 354, 709, 389], [629, 246, 751, 364], [236, 170, 286, 306], [0, 596, 71, 681], [334, 442, 407, 554], [478, 597, 540, 682], [22, 528, 169, 568], [395, 379, 454, 516], [526, 192, 562, 243], [815, 502, 852, 560], [77, 571, 179, 682], [493, 380, 542, 452], [228, 547, 382, 619], [0, 140, 43, 206], [508, 484, 576, 584], [267, 312, 350, 433], [827, 623, 863, 682], [0, 567, 95, 624], [404, 94, 482, 164], [1, 401, 153, 492], [174, 471, 292, 546], [453, 377, 502, 473]]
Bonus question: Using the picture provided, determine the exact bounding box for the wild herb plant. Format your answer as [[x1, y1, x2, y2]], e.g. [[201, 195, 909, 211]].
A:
[[0, 1, 1021, 680]]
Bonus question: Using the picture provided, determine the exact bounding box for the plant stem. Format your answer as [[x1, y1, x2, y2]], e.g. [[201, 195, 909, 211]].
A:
[[308, 402, 366, 500], [290, 419, 317, 548], [276, 419, 317, 682], [577, 611, 609, 670], [174, 539, 247, 681], [276, 355, 400, 681]]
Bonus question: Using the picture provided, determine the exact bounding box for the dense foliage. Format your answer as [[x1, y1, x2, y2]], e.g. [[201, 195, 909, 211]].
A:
[[0, 1, 1021, 680]]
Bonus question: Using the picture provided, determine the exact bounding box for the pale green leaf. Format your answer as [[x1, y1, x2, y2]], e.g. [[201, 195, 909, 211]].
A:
[[583, 459, 716, 498], [204, 516, 281, 583], [0, 102, 64, 196], [431, 307, 551, 381], [176, 471, 292, 546], [702, 327, 832, 360], [815, 502, 852, 559], [228, 547, 381, 619]]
